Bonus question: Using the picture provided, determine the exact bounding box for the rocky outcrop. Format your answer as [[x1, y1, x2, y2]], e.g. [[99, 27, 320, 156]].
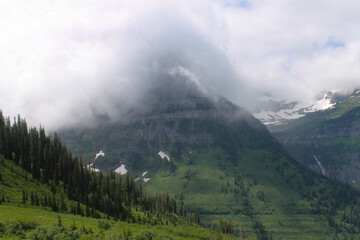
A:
[[274, 107, 360, 183], [59, 75, 262, 170]]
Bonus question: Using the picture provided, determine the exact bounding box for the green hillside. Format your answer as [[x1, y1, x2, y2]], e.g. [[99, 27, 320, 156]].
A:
[[0, 205, 239, 240], [274, 91, 360, 183], [0, 127, 238, 239], [142, 132, 360, 239], [59, 85, 360, 239]]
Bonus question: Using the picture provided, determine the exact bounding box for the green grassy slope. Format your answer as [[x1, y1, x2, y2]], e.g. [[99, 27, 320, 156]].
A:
[[0, 155, 68, 209], [0, 205, 240, 240], [60, 116, 360, 239], [144, 149, 359, 239], [0, 155, 239, 240]]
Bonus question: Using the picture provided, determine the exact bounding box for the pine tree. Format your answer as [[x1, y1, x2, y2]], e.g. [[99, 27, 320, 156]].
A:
[[77, 201, 81, 215], [22, 189, 26, 204], [35, 192, 39, 206], [86, 205, 91, 217], [30, 191, 34, 205], [52, 198, 58, 212], [57, 215, 62, 227], [43, 195, 48, 207]]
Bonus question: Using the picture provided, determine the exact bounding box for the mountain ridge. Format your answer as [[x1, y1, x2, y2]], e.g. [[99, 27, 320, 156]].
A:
[[252, 90, 360, 130], [273, 90, 360, 183], [59, 76, 360, 239]]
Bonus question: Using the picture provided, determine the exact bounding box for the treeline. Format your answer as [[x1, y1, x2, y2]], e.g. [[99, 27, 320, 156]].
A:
[[0, 112, 199, 225]]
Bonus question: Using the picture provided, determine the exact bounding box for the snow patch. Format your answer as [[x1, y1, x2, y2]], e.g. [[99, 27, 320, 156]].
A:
[[114, 164, 128, 175], [253, 109, 305, 125], [95, 150, 105, 159], [253, 92, 336, 126], [87, 163, 100, 173], [143, 178, 150, 183], [309, 96, 334, 112], [158, 151, 170, 162]]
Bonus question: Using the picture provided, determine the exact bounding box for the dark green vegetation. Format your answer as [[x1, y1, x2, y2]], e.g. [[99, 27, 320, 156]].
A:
[[274, 90, 360, 183], [143, 124, 360, 239], [60, 80, 360, 239], [0, 112, 198, 223], [0, 111, 242, 239], [0, 204, 238, 239]]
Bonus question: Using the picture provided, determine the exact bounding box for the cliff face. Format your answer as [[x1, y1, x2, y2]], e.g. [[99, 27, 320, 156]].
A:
[[59, 75, 263, 171], [274, 104, 360, 183], [57, 76, 360, 238]]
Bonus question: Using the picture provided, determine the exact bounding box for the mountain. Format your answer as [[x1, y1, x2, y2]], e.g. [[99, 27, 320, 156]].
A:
[[60, 76, 360, 239], [273, 89, 360, 183], [252, 90, 345, 130]]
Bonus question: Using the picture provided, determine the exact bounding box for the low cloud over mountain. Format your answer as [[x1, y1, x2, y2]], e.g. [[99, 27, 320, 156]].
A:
[[1, 0, 360, 129]]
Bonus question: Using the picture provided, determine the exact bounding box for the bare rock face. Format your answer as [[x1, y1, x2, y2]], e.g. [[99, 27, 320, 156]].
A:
[[59, 75, 263, 171], [274, 105, 360, 183]]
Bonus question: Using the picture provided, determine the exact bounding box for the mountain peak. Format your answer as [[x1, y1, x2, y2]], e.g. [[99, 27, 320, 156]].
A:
[[120, 69, 254, 125]]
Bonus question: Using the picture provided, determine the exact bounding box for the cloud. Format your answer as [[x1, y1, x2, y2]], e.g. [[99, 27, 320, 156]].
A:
[[0, 0, 360, 129]]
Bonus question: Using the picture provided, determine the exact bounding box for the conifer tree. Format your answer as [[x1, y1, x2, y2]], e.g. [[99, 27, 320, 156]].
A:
[[22, 189, 26, 204], [30, 191, 34, 205]]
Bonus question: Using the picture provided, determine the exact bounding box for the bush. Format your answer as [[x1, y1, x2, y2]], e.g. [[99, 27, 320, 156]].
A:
[[133, 230, 173, 240], [5, 220, 25, 238], [17, 217, 39, 230], [0, 221, 4, 233], [29, 225, 81, 240], [29, 227, 47, 240], [98, 220, 111, 231]]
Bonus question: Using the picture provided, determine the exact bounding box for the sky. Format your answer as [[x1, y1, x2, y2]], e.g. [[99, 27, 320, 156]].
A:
[[1, 0, 360, 130]]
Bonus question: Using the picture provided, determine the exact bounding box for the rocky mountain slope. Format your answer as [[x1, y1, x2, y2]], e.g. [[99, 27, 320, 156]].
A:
[[273, 90, 360, 183], [60, 76, 259, 173], [252, 90, 348, 130], [59, 76, 360, 239]]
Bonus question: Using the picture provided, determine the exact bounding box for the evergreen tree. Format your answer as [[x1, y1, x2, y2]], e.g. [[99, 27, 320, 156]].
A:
[[30, 191, 34, 205], [22, 189, 26, 204], [0, 113, 217, 225], [57, 215, 62, 227]]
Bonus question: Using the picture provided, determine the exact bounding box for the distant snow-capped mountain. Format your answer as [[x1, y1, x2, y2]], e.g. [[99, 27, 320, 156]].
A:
[[252, 90, 341, 126]]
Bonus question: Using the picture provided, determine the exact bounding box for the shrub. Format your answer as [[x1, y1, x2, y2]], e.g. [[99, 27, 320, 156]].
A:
[[29, 225, 84, 240], [45, 225, 80, 240], [0, 221, 4, 233], [17, 217, 39, 230], [5, 220, 25, 238], [29, 227, 47, 240], [98, 220, 111, 231], [133, 230, 173, 240]]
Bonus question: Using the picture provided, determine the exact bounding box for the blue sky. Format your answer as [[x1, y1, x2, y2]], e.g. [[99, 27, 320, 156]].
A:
[[326, 37, 346, 49], [0, 0, 359, 129]]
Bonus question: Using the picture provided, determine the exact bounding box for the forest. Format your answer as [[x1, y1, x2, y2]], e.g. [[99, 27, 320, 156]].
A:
[[0, 111, 200, 226]]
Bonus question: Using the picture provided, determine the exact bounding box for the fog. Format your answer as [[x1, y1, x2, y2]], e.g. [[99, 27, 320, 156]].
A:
[[1, 0, 360, 130]]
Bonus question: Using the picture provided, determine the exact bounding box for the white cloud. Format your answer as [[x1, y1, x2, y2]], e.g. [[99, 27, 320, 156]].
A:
[[0, 0, 359, 129]]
